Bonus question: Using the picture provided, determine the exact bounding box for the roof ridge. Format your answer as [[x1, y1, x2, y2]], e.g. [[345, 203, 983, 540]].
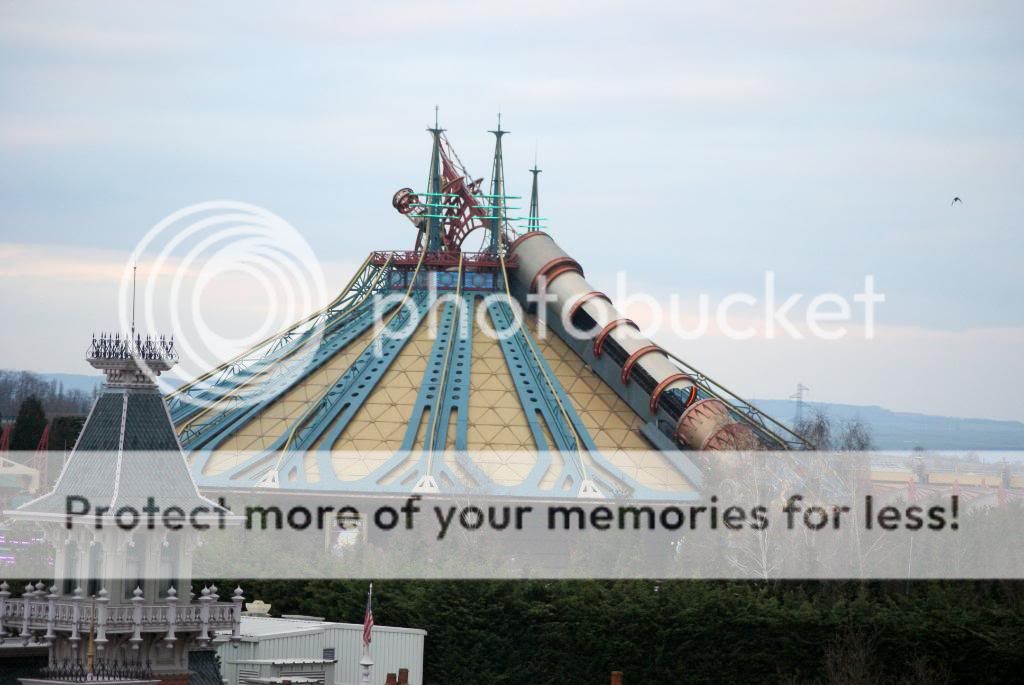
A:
[[108, 391, 129, 510]]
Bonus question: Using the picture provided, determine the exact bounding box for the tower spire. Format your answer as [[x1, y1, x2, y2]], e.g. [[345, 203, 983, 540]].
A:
[[424, 106, 446, 252], [131, 262, 137, 338], [487, 113, 509, 254], [528, 155, 542, 233]]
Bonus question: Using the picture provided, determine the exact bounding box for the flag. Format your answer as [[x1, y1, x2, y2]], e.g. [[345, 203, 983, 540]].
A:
[[362, 583, 374, 647]]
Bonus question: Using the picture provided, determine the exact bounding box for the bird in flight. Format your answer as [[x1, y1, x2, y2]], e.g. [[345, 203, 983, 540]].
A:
[[951, 196, 963, 206]]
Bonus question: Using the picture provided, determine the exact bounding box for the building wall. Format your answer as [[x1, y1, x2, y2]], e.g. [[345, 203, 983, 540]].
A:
[[216, 622, 425, 685]]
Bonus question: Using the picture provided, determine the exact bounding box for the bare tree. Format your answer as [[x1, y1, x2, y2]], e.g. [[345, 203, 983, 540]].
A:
[[795, 409, 833, 450], [838, 418, 874, 451]]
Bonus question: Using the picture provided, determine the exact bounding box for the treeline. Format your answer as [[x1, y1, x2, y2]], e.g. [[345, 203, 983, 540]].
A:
[[228, 417, 1023, 683], [795, 410, 873, 451], [0, 371, 91, 460], [0, 369, 96, 419], [234, 579, 1023, 685], [2, 397, 85, 453]]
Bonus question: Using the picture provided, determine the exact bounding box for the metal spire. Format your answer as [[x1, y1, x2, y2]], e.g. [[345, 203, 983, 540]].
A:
[[528, 152, 542, 233], [487, 113, 509, 254], [131, 263, 137, 337], [424, 106, 446, 252]]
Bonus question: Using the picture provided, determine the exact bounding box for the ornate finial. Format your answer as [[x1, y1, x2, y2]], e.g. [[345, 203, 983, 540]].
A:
[[87, 329, 177, 387], [489, 113, 509, 138], [133, 586, 143, 598], [487, 115, 511, 254], [528, 154, 543, 232]]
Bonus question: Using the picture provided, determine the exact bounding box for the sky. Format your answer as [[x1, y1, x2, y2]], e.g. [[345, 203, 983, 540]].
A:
[[0, 1, 1022, 420]]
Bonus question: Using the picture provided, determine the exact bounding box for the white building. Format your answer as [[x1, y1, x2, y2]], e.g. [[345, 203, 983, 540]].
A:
[[216, 614, 425, 685]]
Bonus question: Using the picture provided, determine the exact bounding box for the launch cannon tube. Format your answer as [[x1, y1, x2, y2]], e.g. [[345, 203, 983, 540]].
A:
[[507, 231, 756, 451]]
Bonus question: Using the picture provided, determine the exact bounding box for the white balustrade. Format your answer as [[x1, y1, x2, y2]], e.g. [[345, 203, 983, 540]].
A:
[[0, 581, 239, 642]]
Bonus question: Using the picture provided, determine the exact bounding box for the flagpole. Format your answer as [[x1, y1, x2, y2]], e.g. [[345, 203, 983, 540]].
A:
[[359, 583, 374, 685]]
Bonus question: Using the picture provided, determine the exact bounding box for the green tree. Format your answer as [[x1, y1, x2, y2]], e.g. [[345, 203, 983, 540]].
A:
[[227, 578, 1024, 684], [10, 395, 47, 451], [49, 415, 85, 451]]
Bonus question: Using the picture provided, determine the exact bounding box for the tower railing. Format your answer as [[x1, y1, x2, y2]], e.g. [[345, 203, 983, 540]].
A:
[[0, 583, 243, 647]]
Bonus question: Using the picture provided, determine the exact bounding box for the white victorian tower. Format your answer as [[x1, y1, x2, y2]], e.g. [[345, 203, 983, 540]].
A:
[[1, 333, 243, 685]]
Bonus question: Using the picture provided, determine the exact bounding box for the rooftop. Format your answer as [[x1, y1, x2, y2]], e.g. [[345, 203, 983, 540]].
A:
[[233, 614, 427, 639], [8, 334, 227, 520]]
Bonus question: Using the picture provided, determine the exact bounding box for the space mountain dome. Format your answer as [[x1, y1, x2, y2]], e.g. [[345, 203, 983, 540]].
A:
[[167, 118, 809, 502]]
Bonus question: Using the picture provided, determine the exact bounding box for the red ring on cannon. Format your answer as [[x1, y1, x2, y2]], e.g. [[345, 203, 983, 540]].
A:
[[568, 291, 613, 321], [529, 256, 584, 295], [593, 319, 639, 358], [649, 373, 697, 414], [620, 345, 663, 385]]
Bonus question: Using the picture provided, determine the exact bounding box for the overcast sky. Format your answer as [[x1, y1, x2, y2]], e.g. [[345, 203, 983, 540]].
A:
[[1, 1, 1022, 420]]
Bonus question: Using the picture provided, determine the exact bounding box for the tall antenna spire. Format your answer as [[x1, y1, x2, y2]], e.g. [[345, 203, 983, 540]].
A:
[[424, 106, 446, 252], [528, 154, 542, 233], [131, 263, 137, 337], [487, 112, 509, 254]]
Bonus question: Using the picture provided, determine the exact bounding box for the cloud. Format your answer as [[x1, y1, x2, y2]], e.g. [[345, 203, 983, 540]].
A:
[[0, 243, 130, 281], [279, 0, 623, 42], [502, 73, 784, 109], [0, 241, 362, 380], [0, 13, 194, 55], [0, 241, 359, 288], [0, 115, 114, 148]]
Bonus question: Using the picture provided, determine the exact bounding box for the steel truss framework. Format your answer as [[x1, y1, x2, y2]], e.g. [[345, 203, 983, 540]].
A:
[[179, 263, 704, 500], [168, 256, 394, 439], [173, 260, 800, 499]]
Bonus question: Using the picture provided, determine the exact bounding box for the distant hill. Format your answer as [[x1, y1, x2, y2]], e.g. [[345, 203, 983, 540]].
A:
[[40, 372, 104, 395], [753, 399, 1024, 451]]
